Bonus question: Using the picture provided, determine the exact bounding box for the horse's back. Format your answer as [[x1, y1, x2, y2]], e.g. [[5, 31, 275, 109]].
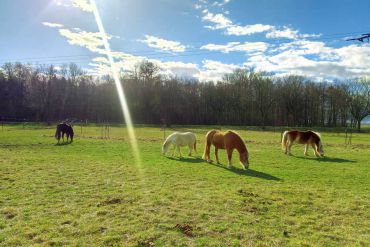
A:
[[288, 130, 320, 143], [174, 132, 196, 145], [224, 131, 245, 148]]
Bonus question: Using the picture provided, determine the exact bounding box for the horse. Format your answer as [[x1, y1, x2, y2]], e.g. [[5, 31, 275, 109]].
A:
[[202, 130, 249, 169], [55, 123, 74, 144], [282, 130, 324, 157], [162, 132, 197, 157]]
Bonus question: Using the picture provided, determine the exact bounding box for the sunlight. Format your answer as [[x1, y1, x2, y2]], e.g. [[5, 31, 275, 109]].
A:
[[89, 0, 142, 168]]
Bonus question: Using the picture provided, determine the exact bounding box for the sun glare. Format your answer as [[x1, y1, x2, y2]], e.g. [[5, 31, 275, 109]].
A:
[[89, 0, 142, 168]]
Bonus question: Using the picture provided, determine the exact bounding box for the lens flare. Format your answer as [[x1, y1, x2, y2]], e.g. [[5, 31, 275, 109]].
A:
[[89, 0, 141, 167]]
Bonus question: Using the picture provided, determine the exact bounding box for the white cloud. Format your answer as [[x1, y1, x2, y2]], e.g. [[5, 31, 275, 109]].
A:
[[201, 41, 269, 53], [202, 11, 232, 30], [245, 41, 370, 79], [42, 22, 64, 28], [56, 1, 70, 7], [58, 28, 108, 53], [266, 26, 320, 39], [226, 24, 273, 36], [212, 0, 231, 7], [71, 0, 94, 12], [138, 35, 186, 53], [195, 60, 241, 82], [202, 10, 273, 36]]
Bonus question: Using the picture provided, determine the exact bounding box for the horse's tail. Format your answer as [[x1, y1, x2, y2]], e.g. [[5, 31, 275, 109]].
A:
[[202, 130, 215, 160], [281, 131, 289, 150], [193, 140, 197, 153]]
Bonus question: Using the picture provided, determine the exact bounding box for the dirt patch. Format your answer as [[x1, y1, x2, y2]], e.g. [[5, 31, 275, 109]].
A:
[[237, 189, 259, 197], [61, 220, 73, 225], [137, 238, 156, 247], [26, 232, 37, 239], [174, 223, 194, 237], [97, 198, 122, 206], [3, 211, 16, 219]]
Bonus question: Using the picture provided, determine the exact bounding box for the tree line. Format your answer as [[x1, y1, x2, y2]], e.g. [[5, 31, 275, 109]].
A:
[[0, 61, 369, 130]]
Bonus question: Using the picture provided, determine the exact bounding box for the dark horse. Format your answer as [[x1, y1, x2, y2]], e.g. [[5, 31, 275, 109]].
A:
[[55, 123, 74, 144]]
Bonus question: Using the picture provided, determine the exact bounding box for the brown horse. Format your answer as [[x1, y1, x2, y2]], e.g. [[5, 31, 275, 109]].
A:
[[202, 130, 249, 169], [282, 130, 324, 157]]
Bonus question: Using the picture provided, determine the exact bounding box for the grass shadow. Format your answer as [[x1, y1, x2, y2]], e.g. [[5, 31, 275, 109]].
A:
[[293, 155, 356, 163], [165, 156, 204, 163], [208, 162, 281, 181], [55, 142, 73, 146]]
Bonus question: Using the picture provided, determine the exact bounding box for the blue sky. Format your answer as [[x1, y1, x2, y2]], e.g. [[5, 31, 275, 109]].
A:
[[1, 0, 370, 81]]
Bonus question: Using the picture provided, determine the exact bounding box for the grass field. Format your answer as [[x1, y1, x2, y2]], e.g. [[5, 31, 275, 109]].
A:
[[0, 124, 369, 246]]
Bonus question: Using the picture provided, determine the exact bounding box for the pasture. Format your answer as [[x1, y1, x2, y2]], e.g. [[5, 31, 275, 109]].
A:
[[0, 124, 369, 246]]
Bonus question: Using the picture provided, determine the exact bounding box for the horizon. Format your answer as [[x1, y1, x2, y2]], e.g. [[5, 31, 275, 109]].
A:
[[1, 0, 370, 81]]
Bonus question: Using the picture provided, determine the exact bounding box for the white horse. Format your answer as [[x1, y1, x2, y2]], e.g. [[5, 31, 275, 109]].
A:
[[162, 132, 197, 157]]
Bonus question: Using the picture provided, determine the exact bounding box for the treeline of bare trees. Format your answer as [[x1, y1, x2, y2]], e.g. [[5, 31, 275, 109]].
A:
[[0, 61, 369, 130]]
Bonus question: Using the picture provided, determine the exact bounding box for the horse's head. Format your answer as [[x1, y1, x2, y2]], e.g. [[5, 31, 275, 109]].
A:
[[162, 141, 170, 155], [318, 141, 324, 156], [240, 151, 249, 169]]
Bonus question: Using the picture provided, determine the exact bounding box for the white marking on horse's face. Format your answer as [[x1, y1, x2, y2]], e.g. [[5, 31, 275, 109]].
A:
[[242, 162, 249, 169]]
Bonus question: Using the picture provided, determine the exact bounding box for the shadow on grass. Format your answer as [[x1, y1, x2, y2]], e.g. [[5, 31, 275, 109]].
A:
[[166, 156, 204, 163], [165, 156, 281, 180], [292, 155, 356, 163], [55, 142, 73, 146], [208, 162, 281, 181]]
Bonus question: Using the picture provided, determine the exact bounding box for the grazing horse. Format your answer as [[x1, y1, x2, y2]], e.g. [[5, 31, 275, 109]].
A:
[[55, 123, 74, 144], [282, 130, 324, 157], [202, 130, 249, 169], [162, 132, 197, 157]]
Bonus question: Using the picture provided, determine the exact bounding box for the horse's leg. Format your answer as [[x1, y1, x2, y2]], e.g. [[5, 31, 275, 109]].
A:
[[62, 132, 65, 142], [312, 143, 320, 157], [215, 147, 220, 164], [304, 144, 308, 156], [226, 148, 233, 168], [287, 141, 293, 155], [177, 146, 182, 158], [172, 144, 176, 157], [188, 144, 192, 156]]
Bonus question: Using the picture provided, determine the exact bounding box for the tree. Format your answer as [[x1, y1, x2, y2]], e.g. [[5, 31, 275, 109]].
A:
[[346, 79, 370, 131]]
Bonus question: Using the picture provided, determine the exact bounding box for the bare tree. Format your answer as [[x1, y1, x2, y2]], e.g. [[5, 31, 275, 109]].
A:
[[346, 79, 370, 131]]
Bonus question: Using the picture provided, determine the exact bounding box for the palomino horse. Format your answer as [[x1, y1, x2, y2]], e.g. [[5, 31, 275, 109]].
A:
[[55, 123, 74, 144], [202, 130, 249, 169], [282, 130, 324, 157], [162, 132, 197, 157]]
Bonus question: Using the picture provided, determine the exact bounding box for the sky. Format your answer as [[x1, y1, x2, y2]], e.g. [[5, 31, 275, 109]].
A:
[[1, 0, 370, 81]]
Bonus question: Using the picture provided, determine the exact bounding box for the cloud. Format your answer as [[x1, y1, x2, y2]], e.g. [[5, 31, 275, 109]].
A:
[[201, 41, 269, 53], [58, 28, 108, 53], [226, 24, 273, 36], [202, 11, 232, 30], [202, 10, 273, 36], [42, 22, 64, 28], [138, 35, 186, 53], [71, 0, 94, 12], [195, 60, 241, 81], [212, 0, 231, 7], [266, 26, 320, 39], [245, 41, 370, 79]]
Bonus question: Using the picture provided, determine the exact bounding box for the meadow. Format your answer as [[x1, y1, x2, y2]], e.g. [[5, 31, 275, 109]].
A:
[[0, 124, 369, 246]]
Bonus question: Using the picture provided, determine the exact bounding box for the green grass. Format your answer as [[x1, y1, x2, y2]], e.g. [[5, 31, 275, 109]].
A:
[[0, 125, 369, 246]]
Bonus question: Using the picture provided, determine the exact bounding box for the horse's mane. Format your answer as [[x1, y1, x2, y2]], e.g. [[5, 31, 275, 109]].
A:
[[227, 130, 247, 152], [163, 132, 177, 147], [311, 131, 321, 139]]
